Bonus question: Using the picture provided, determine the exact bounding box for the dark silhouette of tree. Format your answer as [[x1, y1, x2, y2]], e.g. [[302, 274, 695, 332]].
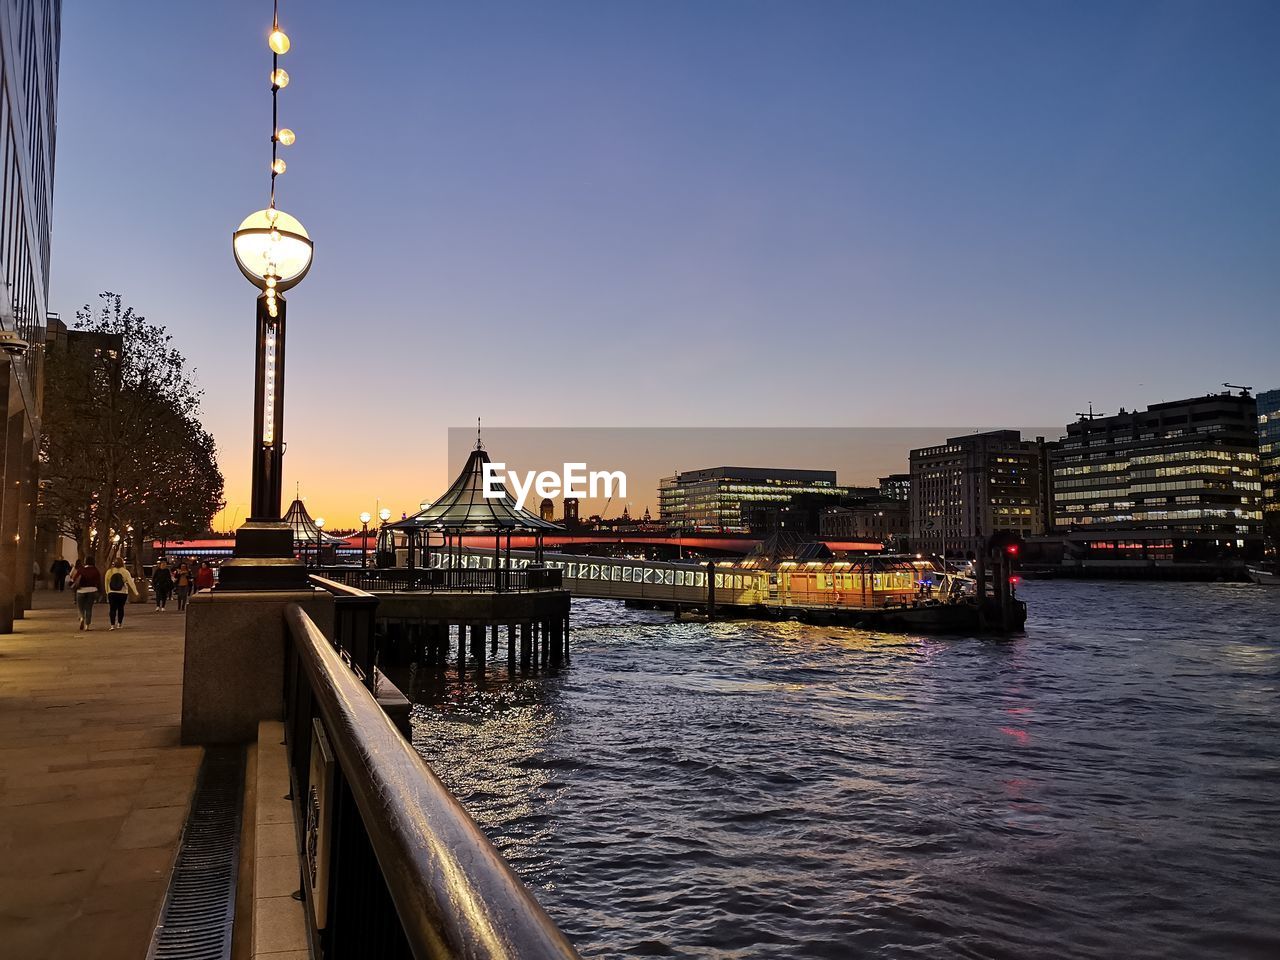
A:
[[39, 293, 225, 568]]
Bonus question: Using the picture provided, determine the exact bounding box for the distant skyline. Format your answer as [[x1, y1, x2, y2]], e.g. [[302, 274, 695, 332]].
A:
[[49, 0, 1280, 528]]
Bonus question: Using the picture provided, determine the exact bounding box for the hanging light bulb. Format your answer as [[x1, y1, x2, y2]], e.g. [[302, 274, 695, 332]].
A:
[[272, 158, 287, 175], [276, 128, 296, 146], [268, 29, 290, 55], [271, 68, 290, 88]]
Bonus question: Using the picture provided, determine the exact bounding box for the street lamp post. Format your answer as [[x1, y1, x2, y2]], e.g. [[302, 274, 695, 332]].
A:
[[219, 2, 313, 591], [377, 507, 391, 567], [314, 516, 325, 568], [360, 513, 372, 568]]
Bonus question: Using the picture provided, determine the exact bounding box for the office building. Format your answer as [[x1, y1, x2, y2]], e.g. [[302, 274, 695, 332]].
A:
[[909, 430, 1047, 557], [1051, 391, 1262, 561], [1259, 388, 1280, 554], [1, 0, 60, 632], [820, 498, 909, 543], [659, 466, 847, 533]]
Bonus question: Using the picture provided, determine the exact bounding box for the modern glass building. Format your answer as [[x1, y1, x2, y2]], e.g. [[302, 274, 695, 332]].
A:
[[1, 0, 60, 632], [1258, 388, 1280, 555], [1051, 391, 1263, 561], [658, 466, 847, 533]]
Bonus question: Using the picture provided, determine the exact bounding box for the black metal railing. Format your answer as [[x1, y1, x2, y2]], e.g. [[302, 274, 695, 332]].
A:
[[283, 603, 581, 960], [315, 566, 562, 594], [309, 575, 380, 690]]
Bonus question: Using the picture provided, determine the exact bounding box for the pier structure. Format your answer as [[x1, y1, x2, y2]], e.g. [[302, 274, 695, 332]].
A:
[[370, 441, 572, 673]]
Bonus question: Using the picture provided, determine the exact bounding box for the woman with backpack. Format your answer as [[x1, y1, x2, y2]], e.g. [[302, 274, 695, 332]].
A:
[[72, 558, 102, 631], [104, 557, 138, 630]]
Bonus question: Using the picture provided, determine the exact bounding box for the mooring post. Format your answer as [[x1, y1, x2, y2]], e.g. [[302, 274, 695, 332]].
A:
[[520, 622, 532, 672], [471, 624, 485, 668], [563, 614, 570, 663], [550, 617, 563, 666], [457, 623, 466, 675], [507, 623, 516, 665], [491, 624, 498, 656]]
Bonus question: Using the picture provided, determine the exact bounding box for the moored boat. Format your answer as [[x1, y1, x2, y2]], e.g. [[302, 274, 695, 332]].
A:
[[1247, 566, 1280, 586]]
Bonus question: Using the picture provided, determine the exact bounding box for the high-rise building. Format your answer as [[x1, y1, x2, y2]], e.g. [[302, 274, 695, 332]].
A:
[[658, 466, 847, 533], [1050, 391, 1263, 561], [1253, 388, 1279, 554], [909, 430, 1047, 557], [1, 0, 61, 632]]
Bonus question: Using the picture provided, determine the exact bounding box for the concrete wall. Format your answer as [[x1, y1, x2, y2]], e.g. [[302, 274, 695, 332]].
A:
[[181, 589, 335, 745]]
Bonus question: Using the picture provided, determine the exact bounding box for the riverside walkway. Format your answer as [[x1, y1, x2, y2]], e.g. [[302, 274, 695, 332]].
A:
[[0, 590, 201, 960]]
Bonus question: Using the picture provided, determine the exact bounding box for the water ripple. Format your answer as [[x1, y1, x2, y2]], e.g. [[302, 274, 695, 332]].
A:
[[406, 581, 1280, 959]]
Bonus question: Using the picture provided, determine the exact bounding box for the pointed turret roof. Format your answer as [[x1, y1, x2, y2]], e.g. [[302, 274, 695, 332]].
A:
[[388, 447, 561, 533], [283, 498, 347, 544]]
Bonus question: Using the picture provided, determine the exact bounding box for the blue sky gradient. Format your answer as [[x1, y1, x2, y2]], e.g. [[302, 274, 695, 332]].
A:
[[49, 1, 1280, 526]]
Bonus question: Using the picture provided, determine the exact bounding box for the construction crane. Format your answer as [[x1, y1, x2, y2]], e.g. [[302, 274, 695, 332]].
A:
[[1223, 383, 1252, 396]]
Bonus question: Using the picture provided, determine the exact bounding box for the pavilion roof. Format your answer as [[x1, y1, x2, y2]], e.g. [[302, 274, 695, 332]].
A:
[[283, 498, 347, 544], [387, 447, 561, 534]]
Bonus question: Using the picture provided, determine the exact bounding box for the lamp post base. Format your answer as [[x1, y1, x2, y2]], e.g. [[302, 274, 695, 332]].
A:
[[216, 519, 310, 591]]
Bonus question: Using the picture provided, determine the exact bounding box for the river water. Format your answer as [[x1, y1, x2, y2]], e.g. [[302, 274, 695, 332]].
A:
[[405, 582, 1279, 959]]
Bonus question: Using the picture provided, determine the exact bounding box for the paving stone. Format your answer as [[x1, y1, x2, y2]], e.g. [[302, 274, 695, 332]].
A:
[[0, 591, 202, 959]]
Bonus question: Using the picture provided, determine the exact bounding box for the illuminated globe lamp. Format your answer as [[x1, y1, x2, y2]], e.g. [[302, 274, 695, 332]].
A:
[[219, 208, 315, 590]]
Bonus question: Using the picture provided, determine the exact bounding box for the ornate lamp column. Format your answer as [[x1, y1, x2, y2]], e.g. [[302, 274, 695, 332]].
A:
[[220, 1, 313, 590]]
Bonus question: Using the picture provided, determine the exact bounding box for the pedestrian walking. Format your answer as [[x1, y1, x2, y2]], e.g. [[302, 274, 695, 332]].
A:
[[73, 558, 102, 631], [70, 559, 83, 606], [50, 556, 72, 591], [194, 561, 215, 593], [152, 558, 174, 611], [175, 562, 192, 611], [104, 557, 138, 630]]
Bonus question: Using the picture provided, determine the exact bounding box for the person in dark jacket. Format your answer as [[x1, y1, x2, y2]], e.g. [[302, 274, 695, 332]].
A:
[[50, 557, 72, 591], [73, 559, 102, 631], [152, 558, 174, 611]]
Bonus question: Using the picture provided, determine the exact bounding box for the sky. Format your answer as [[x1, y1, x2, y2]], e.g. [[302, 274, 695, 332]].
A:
[[48, 0, 1280, 530]]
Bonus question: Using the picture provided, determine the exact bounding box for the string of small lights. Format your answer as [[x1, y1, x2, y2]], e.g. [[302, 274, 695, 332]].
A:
[[263, 0, 295, 325]]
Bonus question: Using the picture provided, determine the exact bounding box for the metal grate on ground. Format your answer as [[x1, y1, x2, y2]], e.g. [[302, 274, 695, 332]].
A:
[[147, 746, 246, 960]]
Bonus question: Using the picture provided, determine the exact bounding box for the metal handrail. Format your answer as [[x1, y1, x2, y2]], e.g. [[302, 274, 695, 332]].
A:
[[314, 566, 562, 594], [284, 603, 580, 960], [309, 574, 380, 689]]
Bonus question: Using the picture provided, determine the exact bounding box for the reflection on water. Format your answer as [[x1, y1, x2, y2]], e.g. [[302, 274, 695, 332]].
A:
[[405, 583, 1280, 959]]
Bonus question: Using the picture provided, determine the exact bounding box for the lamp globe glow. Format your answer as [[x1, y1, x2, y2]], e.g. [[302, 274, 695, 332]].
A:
[[379, 508, 391, 522], [315, 517, 325, 529], [271, 68, 289, 88], [276, 128, 296, 146], [233, 208, 313, 291], [268, 29, 290, 54], [359, 512, 372, 525]]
